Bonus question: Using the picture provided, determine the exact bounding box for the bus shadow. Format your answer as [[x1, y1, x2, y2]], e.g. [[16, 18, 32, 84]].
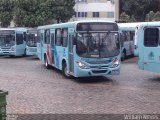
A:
[[25, 56, 39, 60], [2, 56, 24, 59], [73, 76, 114, 84], [122, 56, 138, 64], [148, 77, 160, 82]]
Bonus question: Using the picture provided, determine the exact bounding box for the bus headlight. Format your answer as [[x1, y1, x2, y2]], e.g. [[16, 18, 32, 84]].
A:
[[76, 61, 89, 69], [111, 58, 120, 68]]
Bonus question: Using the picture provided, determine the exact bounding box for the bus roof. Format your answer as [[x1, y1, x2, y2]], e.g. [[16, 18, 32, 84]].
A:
[[0, 27, 27, 32], [118, 22, 142, 30], [37, 20, 117, 30], [138, 21, 160, 27]]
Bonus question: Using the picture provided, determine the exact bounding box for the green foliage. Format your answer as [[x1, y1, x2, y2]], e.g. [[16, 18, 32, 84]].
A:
[[120, 0, 160, 21], [14, 0, 75, 27], [0, 0, 14, 27], [0, 0, 75, 27], [146, 11, 160, 21], [119, 12, 136, 22]]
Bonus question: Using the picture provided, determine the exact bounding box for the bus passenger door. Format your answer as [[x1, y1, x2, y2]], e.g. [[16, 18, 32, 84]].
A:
[[68, 29, 74, 73], [142, 27, 160, 73], [37, 30, 43, 60], [50, 29, 55, 65]]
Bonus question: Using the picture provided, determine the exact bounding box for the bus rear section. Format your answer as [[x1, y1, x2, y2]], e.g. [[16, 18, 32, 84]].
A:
[[26, 28, 37, 56], [118, 23, 140, 60], [137, 22, 160, 73], [38, 21, 121, 78], [0, 28, 27, 56]]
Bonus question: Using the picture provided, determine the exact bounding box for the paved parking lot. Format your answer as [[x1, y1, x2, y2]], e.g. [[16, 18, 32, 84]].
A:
[[0, 56, 160, 114]]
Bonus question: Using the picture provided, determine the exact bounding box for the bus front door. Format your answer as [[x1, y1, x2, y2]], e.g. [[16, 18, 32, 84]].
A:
[[37, 30, 43, 60], [142, 27, 160, 73], [68, 31, 74, 74], [50, 29, 55, 65]]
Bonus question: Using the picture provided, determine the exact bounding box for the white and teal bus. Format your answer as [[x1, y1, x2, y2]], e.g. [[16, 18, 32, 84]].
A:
[[0, 28, 27, 57], [37, 21, 121, 78], [118, 23, 140, 60], [134, 22, 160, 73], [26, 28, 37, 56]]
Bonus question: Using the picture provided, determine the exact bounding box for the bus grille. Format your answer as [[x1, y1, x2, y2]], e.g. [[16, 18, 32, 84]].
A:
[[87, 60, 111, 64], [29, 48, 37, 52], [92, 70, 107, 74]]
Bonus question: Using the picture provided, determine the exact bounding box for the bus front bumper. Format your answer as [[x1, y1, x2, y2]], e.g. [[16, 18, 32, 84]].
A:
[[0, 50, 15, 55], [74, 65, 120, 77]]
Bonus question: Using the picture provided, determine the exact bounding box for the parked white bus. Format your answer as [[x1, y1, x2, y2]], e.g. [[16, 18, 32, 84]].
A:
[[0, 28, 27, 57]]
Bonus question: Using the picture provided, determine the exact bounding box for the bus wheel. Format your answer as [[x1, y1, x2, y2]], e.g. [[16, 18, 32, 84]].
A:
[[9, 55, 15, 58], [23, 49, 26, 57], [62, 63, 71, 79], [121, 51, 126, 61], [44, 56, 50, 69]]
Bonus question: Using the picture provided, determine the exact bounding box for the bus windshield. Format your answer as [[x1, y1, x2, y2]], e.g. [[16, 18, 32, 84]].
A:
[[0, 34, 15, 46], [26, 34, 37, 47], [76, 32, 120, 58]]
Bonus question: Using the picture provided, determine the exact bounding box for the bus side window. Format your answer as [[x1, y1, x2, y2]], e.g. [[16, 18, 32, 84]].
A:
[[44, 29, 50, 44], [51, 33, 54, 47], [62, 28, 68, 47], [16, 34, 23, 45], [55, 29, 62, 46], [130, 31, 135, 41], [144, 28, 159, 47]]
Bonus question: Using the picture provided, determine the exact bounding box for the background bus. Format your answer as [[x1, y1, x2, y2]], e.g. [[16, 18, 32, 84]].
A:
[[0, 28, 27, 57], [37, 21, 121, 78], [118, 23, 140, 60], [135, 22, 160, 73], [26, 28, 37, 56]]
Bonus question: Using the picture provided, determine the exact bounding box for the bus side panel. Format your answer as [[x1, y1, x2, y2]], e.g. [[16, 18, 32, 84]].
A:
[[137, 28, 144, 70], [141, 26, 160, 73]]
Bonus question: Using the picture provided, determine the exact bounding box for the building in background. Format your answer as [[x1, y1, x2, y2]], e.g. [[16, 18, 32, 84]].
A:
[[72, 0, 120, 21]]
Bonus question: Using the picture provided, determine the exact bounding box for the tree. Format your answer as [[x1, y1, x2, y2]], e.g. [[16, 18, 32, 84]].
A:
[[119, 12, 130, 22], [14, 0, 42, 27], [44, 0, 75, 23], [0, 0, 15, 27], [120, 0, 160, 21], [14, 0, 75, 27], [146, 11, 160, 21]]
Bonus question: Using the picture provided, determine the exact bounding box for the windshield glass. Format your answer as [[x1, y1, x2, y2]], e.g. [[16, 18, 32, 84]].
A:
[[26, 34, 37, 47], [76, 32, 120, 58], [0, 34, 15, 46]]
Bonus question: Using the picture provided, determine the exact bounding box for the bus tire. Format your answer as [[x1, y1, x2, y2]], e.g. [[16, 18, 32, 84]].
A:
[[9, 55, 15, 58], [44, 55, 51, 69], [121, 50, 126, 61], [62, 62, 71, 79], [23, 49, 26, 57]]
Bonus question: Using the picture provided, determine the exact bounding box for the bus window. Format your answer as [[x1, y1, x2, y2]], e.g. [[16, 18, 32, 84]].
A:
[[16, 34, 23, 45], [144, 28, 159, 47], [121, 31, 126, 43], [51, 33, 54, 47], [62, 28, 68, 47], [55, 29, 62, 46], [130, 31, 135, 41], [126, 31, 131, 41], [45, 29, 50, 44]]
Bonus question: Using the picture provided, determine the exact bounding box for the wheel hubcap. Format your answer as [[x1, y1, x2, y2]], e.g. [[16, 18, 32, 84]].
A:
[[64, 66, 69, 77]]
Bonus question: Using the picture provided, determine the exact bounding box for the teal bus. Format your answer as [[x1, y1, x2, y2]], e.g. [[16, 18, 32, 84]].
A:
[[26, 28, 37, 56], [118, 23, 140, 60], [134, 22, 160, 73], [0, 28, 27, 56], [37, 21, 121, 78]]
